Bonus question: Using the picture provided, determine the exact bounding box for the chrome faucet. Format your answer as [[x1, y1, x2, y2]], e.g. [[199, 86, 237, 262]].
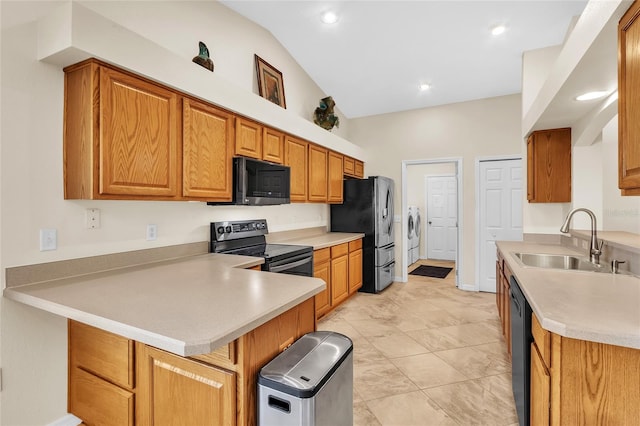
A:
[[560, 208, 604, 264]]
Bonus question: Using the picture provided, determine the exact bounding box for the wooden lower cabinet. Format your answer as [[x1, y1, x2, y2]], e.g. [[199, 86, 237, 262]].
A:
[[136, 344, 236, 426], [315, 239, 363, 320], [348, 239, 363, 294], [314, 248, 332, 319], [496, 248, 512, 356], [68, 297, 315, 426], [331, 243, 350, 306], [530, 313, 640, 425]]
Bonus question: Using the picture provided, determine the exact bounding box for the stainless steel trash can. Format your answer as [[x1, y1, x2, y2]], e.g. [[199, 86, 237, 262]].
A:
[[258, 331, 353, 426]]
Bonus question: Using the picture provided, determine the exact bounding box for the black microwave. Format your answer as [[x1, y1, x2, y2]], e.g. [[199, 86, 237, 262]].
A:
[[208, 157, 291, 206]]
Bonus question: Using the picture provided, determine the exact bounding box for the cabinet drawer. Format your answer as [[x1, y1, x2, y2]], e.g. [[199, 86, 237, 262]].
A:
[[69, 320, 134, 389], [69, 366, 134, 426], [314, 247, 331, 264], [331, 243, 349, 258], [532, 313, 551, 368], [349, 239, 362, 251]]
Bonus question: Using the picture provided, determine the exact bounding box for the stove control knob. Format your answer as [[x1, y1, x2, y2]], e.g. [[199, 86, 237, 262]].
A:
[[225, 226, 232, 233], [217, 226, 225, 235]]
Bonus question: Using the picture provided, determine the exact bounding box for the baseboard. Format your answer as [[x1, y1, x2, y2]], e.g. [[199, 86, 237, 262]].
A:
[[47, 414, 82, 426], [457, 283, 477, 292]]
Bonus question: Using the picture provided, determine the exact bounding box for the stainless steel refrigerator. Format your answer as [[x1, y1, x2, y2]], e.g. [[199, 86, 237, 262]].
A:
[[330, 176, 395, 293]]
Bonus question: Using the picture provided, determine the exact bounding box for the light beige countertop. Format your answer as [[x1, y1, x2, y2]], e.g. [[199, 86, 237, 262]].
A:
[[3, 252, 325, 357], [497, 240, 640, 349], [266, 227, 364, 249]]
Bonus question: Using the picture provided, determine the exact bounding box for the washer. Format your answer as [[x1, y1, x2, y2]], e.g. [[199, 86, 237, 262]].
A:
[[407, 206, 416, 265], [411, 207, 421, 264]]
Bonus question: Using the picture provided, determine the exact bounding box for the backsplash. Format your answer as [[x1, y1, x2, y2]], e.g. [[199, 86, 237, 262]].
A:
[[561, 231, 640, 276]]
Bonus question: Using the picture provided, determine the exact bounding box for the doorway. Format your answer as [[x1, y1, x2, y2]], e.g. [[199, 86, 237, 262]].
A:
[[401, 158, 463, 288], [425, 175, 457, 261], [476, 157, 523, 292]]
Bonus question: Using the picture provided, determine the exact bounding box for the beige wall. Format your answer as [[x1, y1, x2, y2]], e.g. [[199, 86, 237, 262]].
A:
[[348, 94, 522, 286], [0, 2, 344, 423]]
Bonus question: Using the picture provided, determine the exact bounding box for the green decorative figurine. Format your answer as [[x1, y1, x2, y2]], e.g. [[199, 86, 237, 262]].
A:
[[192, 41, 214, 72], [313, 96, 340, 131]]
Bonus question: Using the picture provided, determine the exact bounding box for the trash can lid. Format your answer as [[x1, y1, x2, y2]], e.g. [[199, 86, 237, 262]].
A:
[[258, 331, 353, 398]]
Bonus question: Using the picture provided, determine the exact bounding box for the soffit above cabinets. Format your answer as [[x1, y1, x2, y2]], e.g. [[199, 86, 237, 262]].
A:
[[522, 0, 632, 146], [34, 1, 365, 161]]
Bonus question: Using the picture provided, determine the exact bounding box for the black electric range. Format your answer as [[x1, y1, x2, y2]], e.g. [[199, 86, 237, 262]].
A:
[[210, 219, 313, 276]]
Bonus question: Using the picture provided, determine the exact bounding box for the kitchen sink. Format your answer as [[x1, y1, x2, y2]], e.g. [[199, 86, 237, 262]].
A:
[[512, 252, 613, 273]]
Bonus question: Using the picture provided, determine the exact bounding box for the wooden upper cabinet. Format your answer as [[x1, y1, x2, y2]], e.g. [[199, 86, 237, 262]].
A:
[[284, 135, 308, 202], [344, 156, 355, 176], [619, 1, 640, 196], [354, 160, 364, 178], [235, 117, 262, 159], [182, 99, 234, 201], [526, 128, 571, 203], [343, 156, 365, 179], [308, 144, 328, 202], [64, 60, 180, 199], [263, 127, 285, 164], [328, 151, 344, 203]]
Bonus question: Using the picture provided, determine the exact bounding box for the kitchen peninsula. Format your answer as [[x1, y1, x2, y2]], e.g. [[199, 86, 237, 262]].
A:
[[3, 246, 325, 425]]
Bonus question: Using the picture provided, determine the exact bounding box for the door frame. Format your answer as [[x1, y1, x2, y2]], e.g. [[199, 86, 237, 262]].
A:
[[424, 174, 457, 261], [474, 155, 522, 292], [401, 157, 463, 288]]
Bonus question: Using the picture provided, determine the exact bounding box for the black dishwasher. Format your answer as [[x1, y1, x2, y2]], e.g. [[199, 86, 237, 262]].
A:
[[510, 276, 532, 426]]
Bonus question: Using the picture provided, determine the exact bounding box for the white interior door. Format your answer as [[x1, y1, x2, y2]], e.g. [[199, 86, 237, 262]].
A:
[[478, 159, 523, 293], [426, 176, 457, 261]]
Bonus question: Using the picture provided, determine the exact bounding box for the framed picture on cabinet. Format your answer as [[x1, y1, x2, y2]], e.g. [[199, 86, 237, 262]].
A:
[[255, 55, 286, 109]]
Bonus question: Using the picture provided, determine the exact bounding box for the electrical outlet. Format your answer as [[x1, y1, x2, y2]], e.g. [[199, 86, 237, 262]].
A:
[[85, 208, 101, 229], [146, 224, 157, 241], [40, 229, 57, 251], [581, 240, 589, 250]]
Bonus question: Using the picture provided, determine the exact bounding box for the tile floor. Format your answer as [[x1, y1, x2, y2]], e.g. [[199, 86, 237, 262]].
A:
[[317, 260, 518, 426]]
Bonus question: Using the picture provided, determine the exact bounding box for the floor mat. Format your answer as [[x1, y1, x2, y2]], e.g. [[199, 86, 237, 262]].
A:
[[409, 265, 453, 279]]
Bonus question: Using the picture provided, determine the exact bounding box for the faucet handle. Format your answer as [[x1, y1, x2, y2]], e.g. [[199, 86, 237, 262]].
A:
[[596, 240, 604, 252], [611, 260, 626, 274]]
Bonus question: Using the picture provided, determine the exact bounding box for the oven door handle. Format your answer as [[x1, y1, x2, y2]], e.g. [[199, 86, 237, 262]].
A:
[[269, 257, 312, 273]]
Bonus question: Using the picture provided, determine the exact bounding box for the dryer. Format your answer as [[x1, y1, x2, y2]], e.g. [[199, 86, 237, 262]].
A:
[[407, 206, 416, 265], [410, 207, 421, 264]]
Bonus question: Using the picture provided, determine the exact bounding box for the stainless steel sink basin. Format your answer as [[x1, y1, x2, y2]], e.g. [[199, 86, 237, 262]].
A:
[[512, 252, 612, 273]]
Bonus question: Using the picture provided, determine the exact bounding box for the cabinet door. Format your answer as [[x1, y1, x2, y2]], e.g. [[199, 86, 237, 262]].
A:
[[530, 343, 550, 426], [331, 254, 349, 306], [100, 66, 179, 197], [328, 151, 344, 203], [263, 127, 285, 164], [136, 343, 236, 426], [314, 248, 332, 319], [348, 248, 363, 294], [235, 117, 262, 159], [308, 144, 328, 202], [354, 160, 364, 178], [619, 1, 640, 195], [284, 136, 308, 202], [343, 156, 355, 176], [527, 128, 571, 203], [183, 99, 234, 200]]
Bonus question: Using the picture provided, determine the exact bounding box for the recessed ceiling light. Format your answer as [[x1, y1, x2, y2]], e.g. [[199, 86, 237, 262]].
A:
[[575, 91, 609, 101], [490, 25, 506, 36], [419, 83, 431, 91], [321, 11, 338, 24]]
